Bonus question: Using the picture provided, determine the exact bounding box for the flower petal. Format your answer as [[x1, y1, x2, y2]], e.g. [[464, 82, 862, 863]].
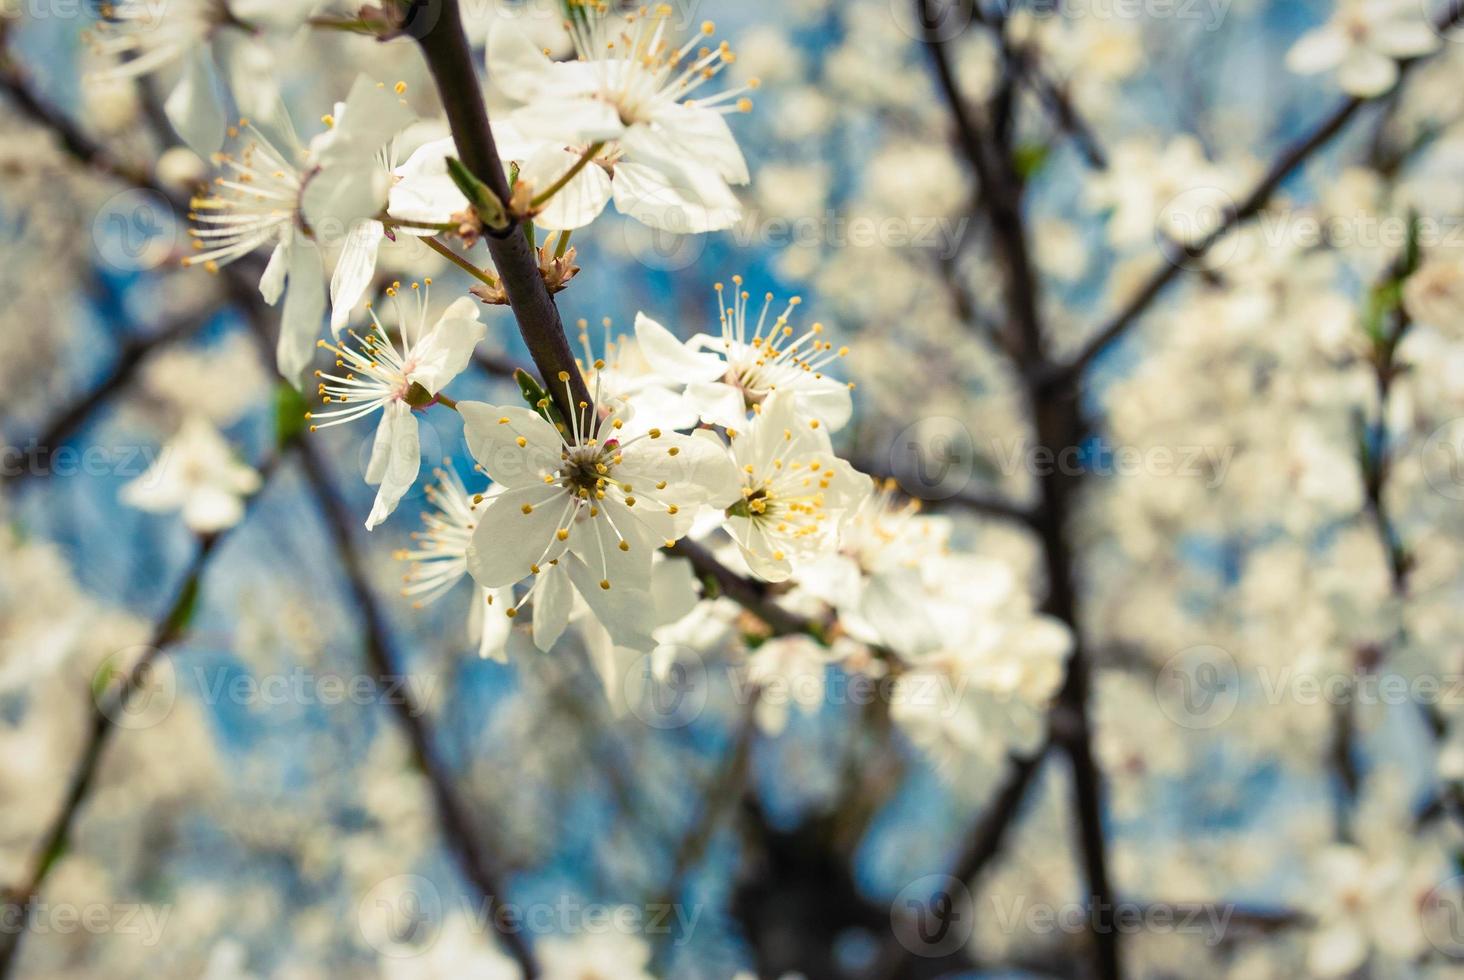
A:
[[329, 219, 383, 336], [364, 400, 420, 530], [459, 401, 564, 488], [410, 297, 486, 394], [634, 312, 727, 383], [276, 239, 326, 388], [465, 488, 572, 587], [165, 46, 225, 155]]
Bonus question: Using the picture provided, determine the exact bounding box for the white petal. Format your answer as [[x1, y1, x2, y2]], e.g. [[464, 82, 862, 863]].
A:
[[629, 107, 749, 185], [364, 410, 393, 485], [364, 401, 420, 530], [410, 297, 485, 394], [276, 239, 326, 388], [793, 378, 854, 433], [475, 587, 512, 662], [302, 158, 391, 235], [683, 381, 748, 429], [1285, 27, 1349, 75], [563, 552, 656, 651], [1370, 21, 1440, 58], [519, 146, 612, 231], [313, 74, 415, 168], [611, 161, 741, 234], [459, 402, 564, 488], [329, 219, 383, 336], [388, 136, 469, 224], [531, 563, 573, 651], [464, 489, 572, 587], [634, 312, 727, 383], [182, 486, 245, 533], [485, 20, 558, 102], [505, 97, 625, 145], [1337, 47, 1398, 96], [258, 240, 288, 306], [165, 47, 225, 155]]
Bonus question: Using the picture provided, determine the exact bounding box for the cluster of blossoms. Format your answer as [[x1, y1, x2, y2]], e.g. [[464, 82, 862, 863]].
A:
[[101, 0, 1071, 777]]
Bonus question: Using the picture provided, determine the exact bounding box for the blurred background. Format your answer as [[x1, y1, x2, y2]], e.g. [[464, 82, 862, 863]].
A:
[[4, 0, 1464, 977]]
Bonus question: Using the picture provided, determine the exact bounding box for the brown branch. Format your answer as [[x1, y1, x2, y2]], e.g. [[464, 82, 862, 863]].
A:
[[409, 0, 592, 425]]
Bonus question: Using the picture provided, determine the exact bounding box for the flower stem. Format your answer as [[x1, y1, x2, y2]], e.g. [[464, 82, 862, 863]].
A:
[[424, 236, 498, 288], [529, 141, 605, 208], [383, 217, 459, 233], [554, 228, 573, 259]]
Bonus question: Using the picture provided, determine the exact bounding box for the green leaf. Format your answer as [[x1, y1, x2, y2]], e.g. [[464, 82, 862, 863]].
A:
[[165, 578, 202, 638], [1013, 143, 1049, 181], [274, 382, 309, 448], [514, 369, 565, 429], [445, 156, 510, 230], [1403, 209, 1423, 278]]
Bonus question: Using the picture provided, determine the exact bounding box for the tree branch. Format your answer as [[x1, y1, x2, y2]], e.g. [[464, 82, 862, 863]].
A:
[[409, 0, 593, 426]]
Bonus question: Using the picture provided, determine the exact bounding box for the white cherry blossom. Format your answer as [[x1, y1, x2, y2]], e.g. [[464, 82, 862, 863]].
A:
[[635, 278, 853, 432], [486, 3, 755, 232], [120, 416, 261, 533], [458, 381, 739, 645], [1286, 0, 1440, 98], [724, 391, 871, 582], [308, 287, 485, 530], [395, 467, 513, 662]]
